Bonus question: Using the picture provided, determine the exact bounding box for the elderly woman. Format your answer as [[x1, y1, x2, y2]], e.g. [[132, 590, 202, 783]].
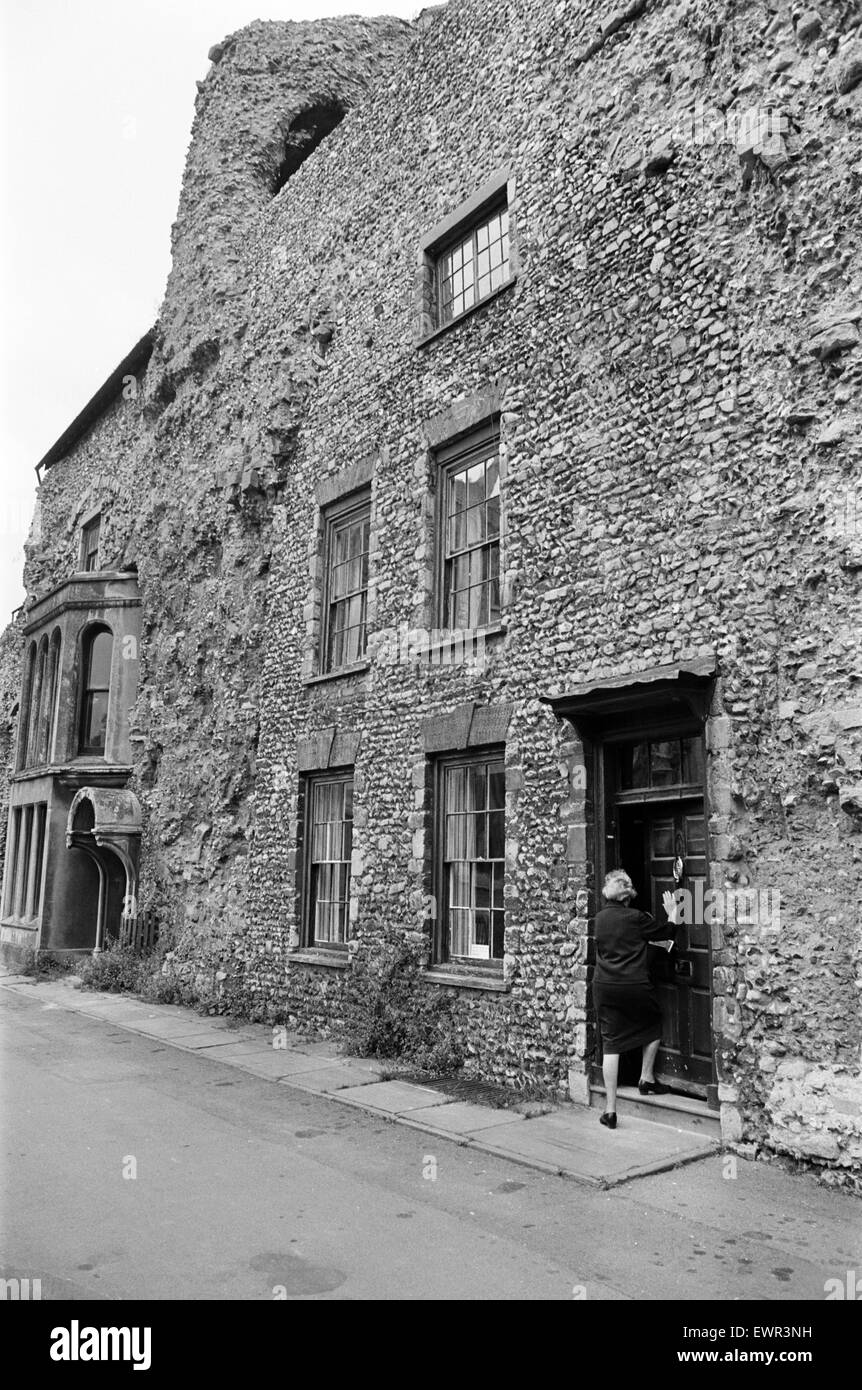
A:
[[592, 869, 682, 1129]]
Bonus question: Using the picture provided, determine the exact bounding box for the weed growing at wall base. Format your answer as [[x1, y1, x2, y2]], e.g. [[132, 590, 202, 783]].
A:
[[342, 940, 465, 1073]]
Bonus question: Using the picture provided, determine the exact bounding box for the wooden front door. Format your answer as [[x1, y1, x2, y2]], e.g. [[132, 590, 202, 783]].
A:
[[635, 802, 711, 1088], [605, 731, 714, 1096]]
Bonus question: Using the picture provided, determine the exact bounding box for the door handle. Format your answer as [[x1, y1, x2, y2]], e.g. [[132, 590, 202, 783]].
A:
[[674, 959, 692, 978]]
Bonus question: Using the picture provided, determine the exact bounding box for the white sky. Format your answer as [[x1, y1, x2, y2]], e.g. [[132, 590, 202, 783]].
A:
[[0, 0, 422, 622]]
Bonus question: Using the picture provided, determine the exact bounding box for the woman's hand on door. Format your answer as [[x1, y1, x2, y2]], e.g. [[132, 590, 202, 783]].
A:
[[662, 889, 685, 926]]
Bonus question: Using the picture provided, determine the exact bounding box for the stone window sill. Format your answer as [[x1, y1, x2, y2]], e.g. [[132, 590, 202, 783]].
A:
[[415, 277, 518, 349], [421, 966, 509, 992], [287, 948, 349, 970], [304, 661, 371, 688]]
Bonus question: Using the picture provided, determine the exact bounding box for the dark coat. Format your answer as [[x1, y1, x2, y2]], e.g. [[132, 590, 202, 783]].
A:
[[593, 901, 672, 985]]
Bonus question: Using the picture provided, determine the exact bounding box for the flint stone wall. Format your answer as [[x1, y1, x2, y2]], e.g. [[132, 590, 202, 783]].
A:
[[11, 0, 862, 1182]]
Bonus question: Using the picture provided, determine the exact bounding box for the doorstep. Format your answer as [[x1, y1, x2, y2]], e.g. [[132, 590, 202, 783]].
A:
[[590, 1084, 721, 1141]]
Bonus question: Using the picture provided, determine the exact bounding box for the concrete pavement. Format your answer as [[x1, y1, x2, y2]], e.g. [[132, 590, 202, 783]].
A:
[[1, 975, 859, 1301], [0, 973, 717, 1188]]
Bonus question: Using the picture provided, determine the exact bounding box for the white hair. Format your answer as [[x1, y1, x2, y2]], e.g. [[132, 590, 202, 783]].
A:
[[602, 870, 635, 904]]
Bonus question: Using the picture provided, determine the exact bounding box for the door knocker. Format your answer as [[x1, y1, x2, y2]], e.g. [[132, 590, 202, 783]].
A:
[[673, 833, 685, 884]]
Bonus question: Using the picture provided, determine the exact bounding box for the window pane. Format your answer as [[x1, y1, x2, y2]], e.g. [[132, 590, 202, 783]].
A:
[[650, 739, 681, 787], [87, 631, 112, 689], [492, 909, 505, 957], [449, 586, 471, 630], [82, 518, 100, 571], [465, 503, 484, 546], [445, 811, 467, 861], [492, 865, 504, 909], [83, 692, 108, 753], [488, 765, 505, 810], [449, 861, 471, 907], [449, 552, 471, 592], [474, 863, 491, 909], [449, 907, 470, 958], [466, 462, 486, 506], [487, 809, 505, 859], [473, 909, 490, 947], [448, 470, 469, 517], [619, 742, 649, 790], [487, 570, 501, 624], [682, 736, 705, 784], [447, 509, 467, 553], [468, 762, 485, 811], [445, 765, 467, 812], [16, 807, 33, 917], [333, 526, 350, 567], [330, 560, 350, 600], [328, 623, 345, 670], [30, 805, 42, 908]]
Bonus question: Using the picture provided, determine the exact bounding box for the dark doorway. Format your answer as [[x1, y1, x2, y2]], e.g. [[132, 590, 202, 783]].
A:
[[597, 730, 715, 1098], [617, 800, 711, 1088]]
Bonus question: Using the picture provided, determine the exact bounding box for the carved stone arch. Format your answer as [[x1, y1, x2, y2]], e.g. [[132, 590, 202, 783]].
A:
[[66, 787, 142, 951]]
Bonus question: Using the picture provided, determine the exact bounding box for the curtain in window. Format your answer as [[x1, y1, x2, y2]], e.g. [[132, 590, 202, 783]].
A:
[[310, 778, 353, 945], [445, 451, 501, 631], [444, 758, 505, 960]]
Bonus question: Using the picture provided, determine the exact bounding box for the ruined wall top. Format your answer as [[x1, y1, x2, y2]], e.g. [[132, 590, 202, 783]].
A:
[[156, 15, 416, 369]]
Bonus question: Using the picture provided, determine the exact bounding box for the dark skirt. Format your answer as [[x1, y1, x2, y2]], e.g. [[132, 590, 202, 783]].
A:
[[593, 980, 663, 1053]]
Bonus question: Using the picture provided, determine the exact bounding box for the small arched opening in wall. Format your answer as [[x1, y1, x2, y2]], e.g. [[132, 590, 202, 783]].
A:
[[267, 100, 347, 197]]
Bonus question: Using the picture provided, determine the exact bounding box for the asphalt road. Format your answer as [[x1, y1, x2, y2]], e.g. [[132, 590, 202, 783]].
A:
[[1, 987, 858, 1301]]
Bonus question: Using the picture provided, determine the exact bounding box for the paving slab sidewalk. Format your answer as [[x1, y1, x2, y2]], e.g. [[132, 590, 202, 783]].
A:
[[0, 974, 719, 1188]]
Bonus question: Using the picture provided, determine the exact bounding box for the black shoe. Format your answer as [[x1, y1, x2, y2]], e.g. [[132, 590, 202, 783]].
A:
[[599, 1112, 617, 1129], [638, 1080, 669, 1095]]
